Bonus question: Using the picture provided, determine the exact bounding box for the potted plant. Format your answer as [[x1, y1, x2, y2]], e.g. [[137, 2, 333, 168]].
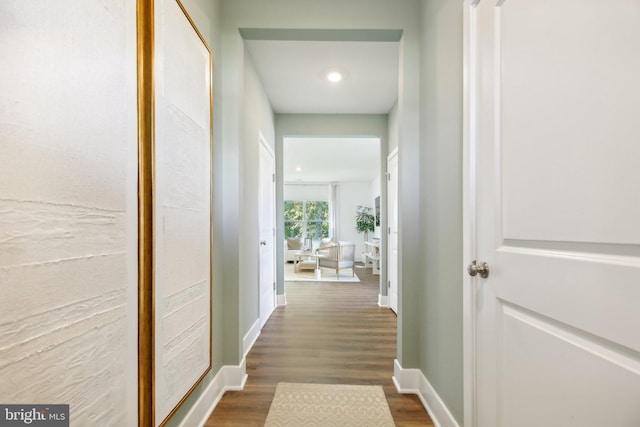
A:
[[355, 206, 376, 243]]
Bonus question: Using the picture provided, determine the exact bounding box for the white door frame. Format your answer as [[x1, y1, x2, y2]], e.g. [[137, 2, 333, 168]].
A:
[[386, 147, 399, 314], [258, 132, 276, 328], [462, 1, 479, 426]]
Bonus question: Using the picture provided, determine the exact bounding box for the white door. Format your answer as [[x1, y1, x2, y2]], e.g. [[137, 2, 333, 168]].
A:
[[387, 149, 399, 313], [467, 1, 640, 426], [258, 136, 276, 328]]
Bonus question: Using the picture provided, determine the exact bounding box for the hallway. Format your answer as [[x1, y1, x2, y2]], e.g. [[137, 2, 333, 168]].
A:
[[1, 1, 460, 424], [206, 266, 432, 426]]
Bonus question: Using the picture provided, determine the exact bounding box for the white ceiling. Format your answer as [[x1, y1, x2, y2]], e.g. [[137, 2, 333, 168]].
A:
[[245, 40, 399, 114], [246, 37, 395, 182], [284, 137, 380, 183]]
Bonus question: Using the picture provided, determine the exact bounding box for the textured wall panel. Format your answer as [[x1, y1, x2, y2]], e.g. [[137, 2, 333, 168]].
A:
[[153, 0, 212, 423], [0, 0, 136, 425], [0, 200, 126, 268]]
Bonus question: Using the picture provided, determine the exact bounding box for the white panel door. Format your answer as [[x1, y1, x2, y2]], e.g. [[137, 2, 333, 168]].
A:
[[468, 1, 640, 426], [259, 137, 276, 328], [387, 149, 399, 313]]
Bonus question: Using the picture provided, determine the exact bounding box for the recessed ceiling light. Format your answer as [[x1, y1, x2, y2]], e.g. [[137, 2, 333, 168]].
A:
[[326, 71, 343, 83], [295, 167, 302, 172]]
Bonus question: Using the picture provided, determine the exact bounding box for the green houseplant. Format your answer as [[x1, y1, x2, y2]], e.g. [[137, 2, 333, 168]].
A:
[[355, 206, 375, 242]]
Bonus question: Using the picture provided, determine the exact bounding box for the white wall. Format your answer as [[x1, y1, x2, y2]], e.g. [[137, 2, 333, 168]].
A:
[[388, 101, 399, 154], [336, 182, 372, 257], [284, 184, 329, 202], [0, 1, 138, 425]]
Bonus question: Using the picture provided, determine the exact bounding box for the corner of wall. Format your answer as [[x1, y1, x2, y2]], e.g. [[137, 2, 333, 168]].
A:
[[393, 360, 461, 427], [170, 361, 248, 427]]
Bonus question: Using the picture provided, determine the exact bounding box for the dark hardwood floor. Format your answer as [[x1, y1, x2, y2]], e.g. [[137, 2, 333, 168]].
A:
[[205, 264, 433, 426]]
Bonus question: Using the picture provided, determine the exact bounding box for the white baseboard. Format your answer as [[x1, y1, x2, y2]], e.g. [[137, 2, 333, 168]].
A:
[[243, 318, 261, 358], [177, 359, 247, 427], [277, 293, 287, 306], [378, 293, 389, 307], [393, 359, 460, 427]]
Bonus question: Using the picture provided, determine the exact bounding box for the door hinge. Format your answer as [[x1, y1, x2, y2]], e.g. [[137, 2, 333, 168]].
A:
[[272, 173, 275, 182], [386, 173, 391, 181], [273, 282, 276, 290], [388, 227, 391, 235], [388, 280, 391, 289]]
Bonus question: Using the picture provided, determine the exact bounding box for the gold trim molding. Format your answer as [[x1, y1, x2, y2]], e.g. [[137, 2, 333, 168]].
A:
[[137, 0, 155, 425]]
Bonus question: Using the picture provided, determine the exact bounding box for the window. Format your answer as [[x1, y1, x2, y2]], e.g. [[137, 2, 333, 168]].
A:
[[284, 200, 329, 240]]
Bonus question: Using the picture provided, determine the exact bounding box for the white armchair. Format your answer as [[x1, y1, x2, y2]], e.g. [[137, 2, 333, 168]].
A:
[[317, 242, 356, 279], [285, 237, 303, 262], [285, 237, 313, 262]]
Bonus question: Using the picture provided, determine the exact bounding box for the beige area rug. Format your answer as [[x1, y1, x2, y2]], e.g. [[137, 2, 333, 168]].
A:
[[284, 262, 360, 283], [264, 382, 395, 427]]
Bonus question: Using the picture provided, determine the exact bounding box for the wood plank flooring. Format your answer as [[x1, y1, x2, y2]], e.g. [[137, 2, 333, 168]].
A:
[[205, 264, 433, 426]]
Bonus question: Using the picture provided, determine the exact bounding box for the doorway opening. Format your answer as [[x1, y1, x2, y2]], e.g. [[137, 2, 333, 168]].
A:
[[282, 136, 381, 288]]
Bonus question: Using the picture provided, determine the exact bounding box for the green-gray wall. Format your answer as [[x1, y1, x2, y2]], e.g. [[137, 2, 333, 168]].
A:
[[419, 0, 464, 424]]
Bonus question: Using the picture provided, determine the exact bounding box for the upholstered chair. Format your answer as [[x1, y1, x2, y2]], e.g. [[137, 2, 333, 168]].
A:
[[284, 237, 303, 262], [317, 242, 356, 279]]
